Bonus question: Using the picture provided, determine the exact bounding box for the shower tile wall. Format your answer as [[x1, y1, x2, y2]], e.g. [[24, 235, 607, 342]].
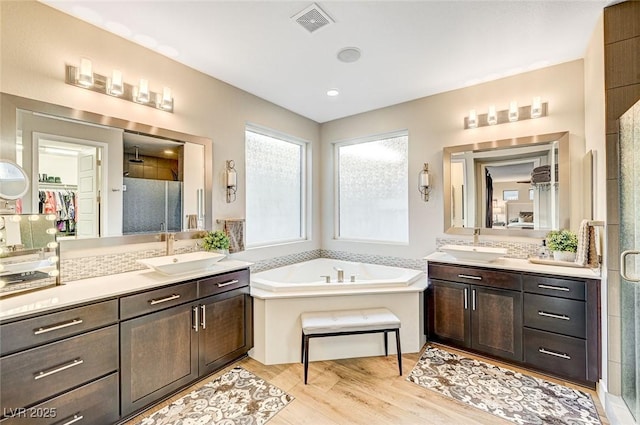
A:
[[604, 0, 640, 396]]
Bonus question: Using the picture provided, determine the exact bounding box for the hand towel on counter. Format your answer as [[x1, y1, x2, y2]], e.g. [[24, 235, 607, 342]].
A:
[[223, 219, 245, 253]]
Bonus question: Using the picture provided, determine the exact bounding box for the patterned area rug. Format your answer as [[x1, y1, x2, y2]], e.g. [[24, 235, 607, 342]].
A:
[[136, 367, 294, 425], [408, 346, 602, 425]]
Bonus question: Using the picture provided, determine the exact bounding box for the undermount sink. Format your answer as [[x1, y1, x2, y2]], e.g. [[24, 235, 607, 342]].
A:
[[440, 244, 507, 263], [137, 251, 226, 275]]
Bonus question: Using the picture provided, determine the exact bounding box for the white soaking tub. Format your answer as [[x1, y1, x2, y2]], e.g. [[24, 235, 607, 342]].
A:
[[249, 258, 427, 365]]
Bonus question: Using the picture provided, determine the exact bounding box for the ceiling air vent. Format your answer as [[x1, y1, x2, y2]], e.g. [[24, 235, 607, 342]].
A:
[[292, 3, 334, 33]]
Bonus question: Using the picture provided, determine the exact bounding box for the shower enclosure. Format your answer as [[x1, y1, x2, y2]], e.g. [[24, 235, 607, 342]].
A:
[[620, 98, 640, 422], [122, 177, 182, 234]]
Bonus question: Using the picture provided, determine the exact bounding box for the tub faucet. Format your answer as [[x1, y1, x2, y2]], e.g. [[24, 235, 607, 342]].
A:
[[473, 228, 480, 246], [333, 267, 344, 283]]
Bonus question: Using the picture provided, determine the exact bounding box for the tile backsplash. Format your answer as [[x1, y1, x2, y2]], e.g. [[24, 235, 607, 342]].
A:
[[61, 237, 541, 282]]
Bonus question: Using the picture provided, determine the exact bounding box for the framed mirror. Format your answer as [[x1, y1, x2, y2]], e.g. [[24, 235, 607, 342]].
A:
[[443, 131, 570, 237], [0, 93, 212, 239]]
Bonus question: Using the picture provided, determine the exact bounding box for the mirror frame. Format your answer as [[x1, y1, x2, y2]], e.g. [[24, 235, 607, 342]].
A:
[[443, 131, 570, 238], [0, 159, 30, 200], [0, 93, 213, 239]]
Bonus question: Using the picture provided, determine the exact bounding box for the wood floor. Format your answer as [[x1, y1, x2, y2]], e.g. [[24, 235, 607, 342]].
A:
[[124, 344, 610, 425]]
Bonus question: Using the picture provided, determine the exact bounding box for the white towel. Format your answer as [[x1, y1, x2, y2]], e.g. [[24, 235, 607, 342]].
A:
[[575, 219, 590, 266]]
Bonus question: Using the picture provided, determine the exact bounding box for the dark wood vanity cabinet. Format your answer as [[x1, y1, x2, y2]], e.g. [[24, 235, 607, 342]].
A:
[[427, 264, 523, 362], [120, 268, 253, 417], [0, 300, 120, 424], [426, 261, 600, 386]]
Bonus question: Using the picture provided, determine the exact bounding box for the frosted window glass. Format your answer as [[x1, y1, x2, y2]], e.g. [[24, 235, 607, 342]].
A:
[[246, 130, 303, 246], [337, 134, 408, 242]]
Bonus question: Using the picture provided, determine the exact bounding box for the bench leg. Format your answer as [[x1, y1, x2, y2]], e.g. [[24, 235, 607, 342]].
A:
[[303, 334, 310, 384], [301, 331, 304, 364], [384, 331, 388, 356], [395, 328, 402, 376]]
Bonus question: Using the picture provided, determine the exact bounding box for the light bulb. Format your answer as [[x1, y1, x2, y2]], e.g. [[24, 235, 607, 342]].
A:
[[78, 58, 93, 87]]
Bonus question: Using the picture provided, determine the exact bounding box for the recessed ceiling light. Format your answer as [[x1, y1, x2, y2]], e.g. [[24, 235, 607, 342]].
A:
[[327, 89, 340, 97], [337, 47, 361, 63]]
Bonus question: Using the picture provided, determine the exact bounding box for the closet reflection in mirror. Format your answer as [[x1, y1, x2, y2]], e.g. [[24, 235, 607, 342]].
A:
[[444, 132, 570, 236]]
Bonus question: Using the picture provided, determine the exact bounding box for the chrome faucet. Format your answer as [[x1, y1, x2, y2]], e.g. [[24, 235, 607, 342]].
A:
[[333, 267, 344, 283], [165, 232, 175, 255], [473, 228, 480, 246]]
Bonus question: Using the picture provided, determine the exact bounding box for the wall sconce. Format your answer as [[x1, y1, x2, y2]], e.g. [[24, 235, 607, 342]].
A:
[[419, 163, 431, 202], [65, 58, 174, 113], [464, 97, 547, 129], [226, 160, 237, 203]]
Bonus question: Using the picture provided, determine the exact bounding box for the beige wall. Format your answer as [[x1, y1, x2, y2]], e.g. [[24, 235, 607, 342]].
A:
[[321, 60, 587, 257], [0, 1, 321, 262]]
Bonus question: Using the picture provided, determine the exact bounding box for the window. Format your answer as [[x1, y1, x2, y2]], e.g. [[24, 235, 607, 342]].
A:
[[245, 127, 306, 246], [336, 132, 408, 243], [503, 190, 519, 201]]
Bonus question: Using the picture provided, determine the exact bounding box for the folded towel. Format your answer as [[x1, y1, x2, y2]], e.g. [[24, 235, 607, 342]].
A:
[[223, 219, 245, 253], [587, 225, 599, 268], [575, 219, 589, 266], [532, 165, 551, 173], [187, 214, 198, 229]]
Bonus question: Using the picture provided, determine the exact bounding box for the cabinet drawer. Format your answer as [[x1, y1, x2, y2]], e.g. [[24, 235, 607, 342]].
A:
[[198, 269, 249, 298], [524, 293, 586, 338], [524, 328, 587, 382], [522, 274, 585, 301], [428, 263, 521, 291], [0, 300, 118, 356], [0, 325, 119, 410], [0, 373, 119, 425], [120, 281, 197, 320]]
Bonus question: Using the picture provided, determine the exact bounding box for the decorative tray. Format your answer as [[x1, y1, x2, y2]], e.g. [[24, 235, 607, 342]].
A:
[[527, 257, 588, 268]]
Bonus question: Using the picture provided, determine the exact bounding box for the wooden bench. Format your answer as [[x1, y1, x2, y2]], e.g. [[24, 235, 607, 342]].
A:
[[300, 308, 402, 384]]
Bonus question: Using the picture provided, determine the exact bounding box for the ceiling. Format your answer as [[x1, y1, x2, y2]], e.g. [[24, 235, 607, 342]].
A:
[[42, 1, 609, 123]]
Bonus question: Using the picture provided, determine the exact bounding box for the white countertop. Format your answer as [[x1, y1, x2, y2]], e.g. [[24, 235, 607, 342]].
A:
[[425, 252, 602, 280], [0, 260, 253, 322]]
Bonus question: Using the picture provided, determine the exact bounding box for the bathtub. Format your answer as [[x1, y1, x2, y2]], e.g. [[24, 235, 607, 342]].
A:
[[249, 258, 427, 365], [251, 258, 423, 292]]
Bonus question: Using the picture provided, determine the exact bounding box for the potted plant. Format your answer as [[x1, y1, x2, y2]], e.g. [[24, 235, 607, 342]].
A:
[[201, 230, 230, 254], [546, 229, 578, 262]]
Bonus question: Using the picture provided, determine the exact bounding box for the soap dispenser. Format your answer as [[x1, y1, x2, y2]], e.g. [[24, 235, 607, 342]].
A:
[[538, 239, 550, 259]]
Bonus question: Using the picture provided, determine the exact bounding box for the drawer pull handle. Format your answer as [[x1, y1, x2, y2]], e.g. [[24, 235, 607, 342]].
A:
[[463, 288, 468, 310], [537, 284, 570, 292], [149, 294, 181, 305], [457, 274, 482, 281], [217, 279, 239, 288], [200, 304, 206, 329], [34, 318, 83, 335], [539, 347, 571, 360], [59, 413, 84, 425], [538, 311, 570, 321], [34, 358, 83, 380]]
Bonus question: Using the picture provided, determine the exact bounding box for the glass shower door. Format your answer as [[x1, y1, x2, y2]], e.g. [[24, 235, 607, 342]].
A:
[[620, 98, 640, 421]]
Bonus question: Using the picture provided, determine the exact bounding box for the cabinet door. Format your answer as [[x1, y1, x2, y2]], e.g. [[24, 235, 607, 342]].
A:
[[471, 286, 523, 361], [198, 288, 253, 376], [427, 280, 471, 348], [120, 303, 198, 416]]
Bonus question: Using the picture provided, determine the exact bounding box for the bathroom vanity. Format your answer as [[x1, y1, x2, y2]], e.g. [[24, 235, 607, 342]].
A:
[[0, 262, 252, 424], [425, 252, 601, 387]]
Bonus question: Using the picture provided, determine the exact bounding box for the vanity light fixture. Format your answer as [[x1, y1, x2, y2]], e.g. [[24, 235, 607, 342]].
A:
[[226, 160, 237, 203], [467, 109, 478, 128], [77, 58, 94, 87], [508, 101, 519, 122], [65, 58, 174, 112], [108, 70, 124, 96], [464, 98, 547, 129], [487, 105, 498, 125], [419, 163, 431, 202], [531, 96, 542, 118]]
